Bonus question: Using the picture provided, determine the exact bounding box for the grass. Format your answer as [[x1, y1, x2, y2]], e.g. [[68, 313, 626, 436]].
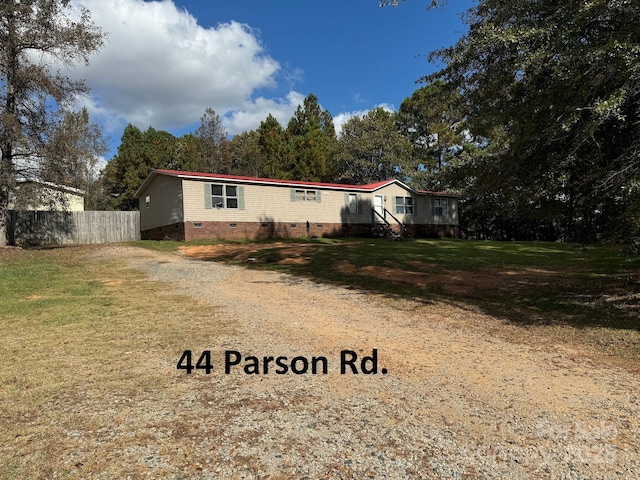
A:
[[0, 246, 233, 479], [127, 238, 228, 252], [141, 237, 640, 360], [1, 240, 638, 476]]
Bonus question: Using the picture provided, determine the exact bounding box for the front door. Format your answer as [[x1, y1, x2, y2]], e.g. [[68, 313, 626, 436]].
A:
[[374, 195, 384, 222]]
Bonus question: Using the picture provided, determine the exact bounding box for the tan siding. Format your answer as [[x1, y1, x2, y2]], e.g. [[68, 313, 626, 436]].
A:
[[184, 179, 370, 225], [138, 175, 458, 235], [373, 184, 420, 224], [138, 176, 184, 230], [425, 195, 458, 225], [373, 185, 458, 226], [366, 185, 440, 226], [66, 193, 85, 211], [181, 178, 459, 227]]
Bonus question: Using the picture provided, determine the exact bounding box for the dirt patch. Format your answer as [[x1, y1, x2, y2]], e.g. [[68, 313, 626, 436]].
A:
[[181, 244, 574, 298], [0, 246, 27, 261], [358, 264, 572, 296], [180, 243, 286, 262], [5, 245, 638, 478], [181, 243, 320, 266]]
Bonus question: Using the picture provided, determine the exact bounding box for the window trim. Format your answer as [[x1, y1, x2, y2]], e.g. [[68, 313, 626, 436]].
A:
[[345, 193, 361, 214], [432, 197, 449, 217], [205, 183, 244, 210], [394, 196, 414, 215], [290, 188, 321, 203]]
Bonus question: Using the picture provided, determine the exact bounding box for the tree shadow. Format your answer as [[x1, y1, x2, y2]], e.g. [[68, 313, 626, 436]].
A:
[[256, 216, 291, 240], [8, 210, 75, 247], [338, 197, 376, 237]]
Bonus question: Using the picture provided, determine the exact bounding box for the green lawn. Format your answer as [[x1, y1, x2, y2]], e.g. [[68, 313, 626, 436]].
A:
[[137, 237, 640, 359], [5, 239, 636, 363]]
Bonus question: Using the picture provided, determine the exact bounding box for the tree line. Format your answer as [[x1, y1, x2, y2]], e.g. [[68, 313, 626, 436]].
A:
[[97, 94, 437, 212], [2, 1, 638, 245], [384, 0, 640, 243]]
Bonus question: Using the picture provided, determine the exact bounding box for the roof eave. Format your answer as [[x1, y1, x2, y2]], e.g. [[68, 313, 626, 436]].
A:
[[135, 169, 460, 197]]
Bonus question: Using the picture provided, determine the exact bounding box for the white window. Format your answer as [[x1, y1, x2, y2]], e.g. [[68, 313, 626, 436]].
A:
[[211, 184, 224, 208], [395, 196, 414, 215], [225, 185, 238, 209], [346, 193, 361, 214], [291, 189, 320, 203], [432, 198, 449, 216], [205, 183, 243, 209], [145, 196, 150, 208]]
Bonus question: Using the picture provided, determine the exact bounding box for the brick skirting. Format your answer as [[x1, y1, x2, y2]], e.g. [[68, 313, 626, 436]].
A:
[[183, 221, 363, 241], [141, 221, 459, 241], [140, 222, 185, 240]]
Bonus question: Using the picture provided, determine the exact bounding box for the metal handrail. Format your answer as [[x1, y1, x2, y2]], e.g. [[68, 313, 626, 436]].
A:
[[383, 208, 404, 228], [371, 208, 405, 235]]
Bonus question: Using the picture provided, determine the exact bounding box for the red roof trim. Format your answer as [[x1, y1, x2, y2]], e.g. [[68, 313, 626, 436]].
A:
[[137, 169, 457, 197], [151, 169, 397, 191]]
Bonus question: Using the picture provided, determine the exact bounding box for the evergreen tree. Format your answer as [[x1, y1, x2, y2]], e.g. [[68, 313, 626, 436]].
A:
[[387, 0, 640, 241], [226, 130, 262, 177], [101, 125, 178, 211], [335, 107, 411, 185], [285, 94, 337, 182], [194, 107, 230, 173], [174, 134, 203, 172], [397, 81, 469, 191], [426, 0, 640, 240], [257, 114, 289, 179]]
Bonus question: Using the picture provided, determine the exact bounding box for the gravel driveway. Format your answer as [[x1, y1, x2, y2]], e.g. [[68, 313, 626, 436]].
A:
[[113, 246, 639, 479]]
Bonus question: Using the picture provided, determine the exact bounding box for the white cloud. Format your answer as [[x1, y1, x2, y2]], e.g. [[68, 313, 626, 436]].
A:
[[333, 110, 368, 136], [71, 0, 297, 135], [333, 103, 396, 137], [64, 1, 396, 146], [224, 91, 306, 134]]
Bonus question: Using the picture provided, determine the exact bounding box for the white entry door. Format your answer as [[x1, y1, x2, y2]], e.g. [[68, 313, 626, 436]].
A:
[[374, 195, 384, 222]]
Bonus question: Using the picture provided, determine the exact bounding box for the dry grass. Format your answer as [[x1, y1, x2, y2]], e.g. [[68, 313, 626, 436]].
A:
[[2, 244, 639, 478], [180, 240, 640, 362], [0, 246, 233, 479]]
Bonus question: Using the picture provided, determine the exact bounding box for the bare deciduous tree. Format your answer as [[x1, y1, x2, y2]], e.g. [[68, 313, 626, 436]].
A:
[[0, 0, 105, 245]]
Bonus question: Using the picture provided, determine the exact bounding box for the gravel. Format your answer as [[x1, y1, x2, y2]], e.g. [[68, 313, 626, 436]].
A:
[[91, 246, 640, 479]]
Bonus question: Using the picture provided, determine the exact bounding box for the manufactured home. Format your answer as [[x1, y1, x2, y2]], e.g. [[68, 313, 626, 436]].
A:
[[10, 180, 85, 211], [135, 169, 459, 241]]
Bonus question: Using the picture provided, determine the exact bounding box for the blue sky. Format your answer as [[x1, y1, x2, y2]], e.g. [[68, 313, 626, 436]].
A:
[[70, 0, 473, 159]]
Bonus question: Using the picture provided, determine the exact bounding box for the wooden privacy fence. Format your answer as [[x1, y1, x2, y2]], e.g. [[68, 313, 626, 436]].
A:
[[8, 210, 141, 246]]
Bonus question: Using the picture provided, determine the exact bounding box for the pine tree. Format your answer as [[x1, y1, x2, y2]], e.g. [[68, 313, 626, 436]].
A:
[[285, 94, 337, 182]]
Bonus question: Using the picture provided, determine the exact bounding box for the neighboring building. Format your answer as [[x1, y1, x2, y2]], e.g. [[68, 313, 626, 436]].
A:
[[135, 169, 459, 241], [9, 180, 85, 211]]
